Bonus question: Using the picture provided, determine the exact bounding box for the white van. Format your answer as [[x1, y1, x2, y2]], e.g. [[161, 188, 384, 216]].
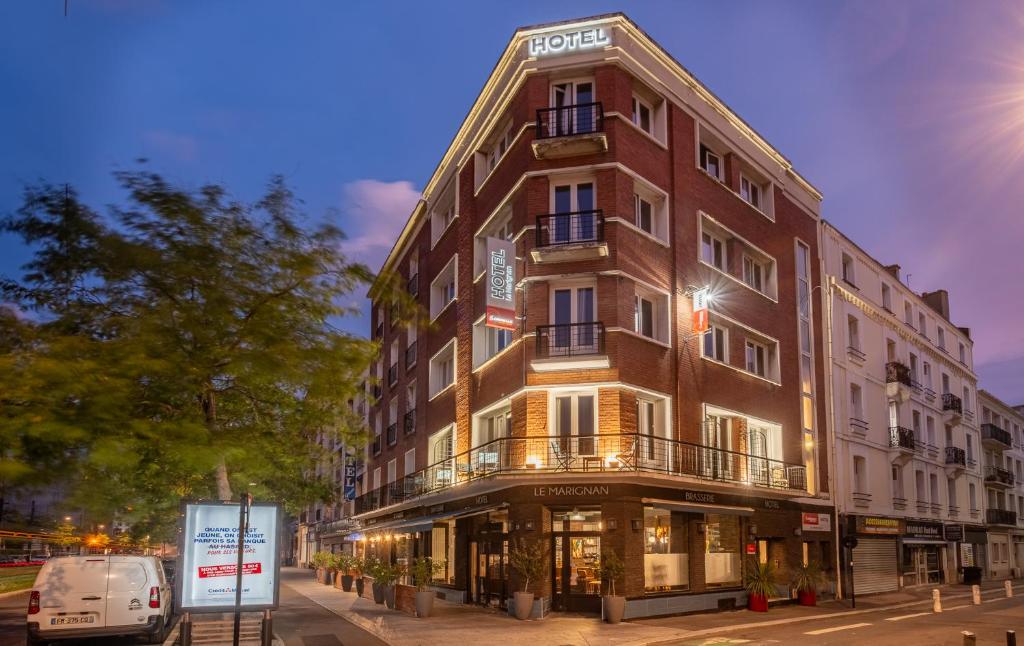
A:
[[27, 555, 173, 645]]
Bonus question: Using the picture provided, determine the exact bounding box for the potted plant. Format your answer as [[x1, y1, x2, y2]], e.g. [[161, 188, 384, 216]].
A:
[[366, 558, 386, 604], [352, 557, 366, 597], [598, 549, 626, 624], [337, 555, 355, 592], [743, 559, 776, 612], [792, 561, 824, 606], [411, 557, 442, 618], [508, 538, 548, 620], [378, 562, 403, 609], [324, 553, 339, 586], [311, 551, 330, 583]]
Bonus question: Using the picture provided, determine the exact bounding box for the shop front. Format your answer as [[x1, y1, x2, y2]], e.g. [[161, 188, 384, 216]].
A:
[[900, 520, 946, 587], [962, 525, 988, 582], [847, 515, 900, 595]]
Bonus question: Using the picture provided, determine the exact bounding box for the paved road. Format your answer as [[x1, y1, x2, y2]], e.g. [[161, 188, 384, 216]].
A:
[[659, 594, 1024, 645], [274, 582, 387, 646]]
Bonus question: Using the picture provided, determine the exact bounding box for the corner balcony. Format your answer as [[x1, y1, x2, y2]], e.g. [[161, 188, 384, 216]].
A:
[[942, 392, 963, 423], [981, 423, 1012, 451], [885, 361, 912, 402], [987, 508, 1018, 527], [888, 426, 916, 465], [403, 409, 416, 436], [532, 102, 607, 160], [984, 465, 1015, 488], [944, 446, 966, 476], [354, 433, 808, 515], [531, 322, 608, 372], [530, 210, 608, 263]]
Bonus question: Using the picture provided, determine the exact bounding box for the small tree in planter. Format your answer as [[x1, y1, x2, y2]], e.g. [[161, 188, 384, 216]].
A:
[[743, 558, 777, 612], [311, 552, 330, 583], [365, 557, 386, 604], [509, 538, 548, 620], [597, 549, 626, 624], [791, 561, 824, 606], [411, 557, 443, 618], [377, 562, 403, 610], [336, 555, 355, 591], [351, 557, 366, 597], [324, 553, 340, 586]]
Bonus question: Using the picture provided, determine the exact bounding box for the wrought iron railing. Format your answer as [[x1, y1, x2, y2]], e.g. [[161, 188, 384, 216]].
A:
[[942, 392, 963, 415], [889, 426, 915, 450], [388, 364, 398, 387], [985, 466, 1014, 486], [535, 210, 605, 248], [944, 446, 966, 467], [405, 341, 417, 370], [886, 361, 912, 387], [386, 423, 398, 447], [987, 508, 1017, 525], [354, 432, 808, 514], [535, 102, 604, 139], [535, 322, 605, 359], [404, 409, 416, 435], [982, 423, 1012, 447]]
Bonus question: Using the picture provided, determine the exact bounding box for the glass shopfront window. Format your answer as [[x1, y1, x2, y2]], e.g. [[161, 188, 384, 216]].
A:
[[704, 513, 741, 586], [553, 509, 602, 532], [644, 506, 689, 592], [431, 520, 456, 584]]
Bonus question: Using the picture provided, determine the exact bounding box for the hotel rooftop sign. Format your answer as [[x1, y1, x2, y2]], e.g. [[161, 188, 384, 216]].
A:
[[528, 26, 611, 58]]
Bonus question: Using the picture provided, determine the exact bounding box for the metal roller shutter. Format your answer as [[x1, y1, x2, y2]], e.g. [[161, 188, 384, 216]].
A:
[[853, 538, 898, 594]]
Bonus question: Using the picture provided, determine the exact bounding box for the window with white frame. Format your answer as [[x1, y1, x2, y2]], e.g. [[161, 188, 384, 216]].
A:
[[474, 406, 510, 447], [387, 458, 397, 484], [904, 301, 913, 325], [632, 95, 653, 135], [881, 283, 892, 311], [745, 339, 775, 379], [404, 448, 416, 476], [739, 174, 763, 211], [429, 339, 456, 397], [701, 231, 726, 270], [430, 255, 457, 318], [847, 315, 860, 351], [430, 181, 457, 246], [841, 253, 856, 286], [853, 455, 867, 493], [959, 342, 966, 364], [634, 285, 668, 343], [850, 383, 863, 420], [702, 324, 728, 363], [472, 319, 513, 368], [372, 467, 381, 491], [892, 464, 904, 498], [699, 144, 722, 180], [553, 391, 596, 454], [486, 123, 513, 175], [937, 327, 946, 350], [742, 255, 767, 293], [918, 312, 927, 336], [473, 208, 515, 276]]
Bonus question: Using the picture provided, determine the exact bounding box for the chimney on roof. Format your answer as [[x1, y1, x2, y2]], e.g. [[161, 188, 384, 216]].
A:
[[921, 289, 950, 321], [957, 326, 971, 340], [883, 264, 901, 280]]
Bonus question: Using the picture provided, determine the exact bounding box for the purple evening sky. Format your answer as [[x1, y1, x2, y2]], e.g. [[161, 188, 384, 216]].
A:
[[1, 1, 1022, 403]]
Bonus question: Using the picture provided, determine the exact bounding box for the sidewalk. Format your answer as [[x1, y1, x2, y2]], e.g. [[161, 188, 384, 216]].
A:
[[280, 567, 1020, 646]]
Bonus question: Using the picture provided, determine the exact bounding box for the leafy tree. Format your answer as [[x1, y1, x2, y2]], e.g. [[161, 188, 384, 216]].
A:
[[53, 520, 79, 552], [0, 168, 409, 539]]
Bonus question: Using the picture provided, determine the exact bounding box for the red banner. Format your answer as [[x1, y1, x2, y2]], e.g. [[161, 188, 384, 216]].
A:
[[197, 562, 262, 578], [692, 309, 708, 334], [486, 305, 516, 331]]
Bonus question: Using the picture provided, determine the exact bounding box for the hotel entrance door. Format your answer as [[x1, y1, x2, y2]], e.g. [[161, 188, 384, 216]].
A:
[[551, 509, 603, 613]]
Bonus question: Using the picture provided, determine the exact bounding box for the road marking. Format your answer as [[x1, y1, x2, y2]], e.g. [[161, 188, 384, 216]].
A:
[[945, 605, 968, 611], [804, 623, 872, 635], [885, 612, 931, 621]]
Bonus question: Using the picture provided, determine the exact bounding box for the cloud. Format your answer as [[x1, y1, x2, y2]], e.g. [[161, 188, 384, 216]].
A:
[[338, 179, 421, 270], [141, 129, 199, 162]]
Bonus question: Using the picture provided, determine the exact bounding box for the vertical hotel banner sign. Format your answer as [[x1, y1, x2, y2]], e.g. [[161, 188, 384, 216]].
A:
[[485, 237, 516, 331], [177, 501, 281, 613], [692, 287, 710, 335]]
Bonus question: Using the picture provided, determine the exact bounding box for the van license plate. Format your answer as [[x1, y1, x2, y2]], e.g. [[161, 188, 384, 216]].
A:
[[51, 616, 95, 625]]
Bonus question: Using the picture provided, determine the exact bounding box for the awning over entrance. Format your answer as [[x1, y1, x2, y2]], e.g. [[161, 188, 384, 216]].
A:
[[642, 498, 755, 516]]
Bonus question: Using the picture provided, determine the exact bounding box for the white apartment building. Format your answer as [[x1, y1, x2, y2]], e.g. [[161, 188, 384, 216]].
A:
[[822, 222, 983, 596], [978, 390, 1024, 579]]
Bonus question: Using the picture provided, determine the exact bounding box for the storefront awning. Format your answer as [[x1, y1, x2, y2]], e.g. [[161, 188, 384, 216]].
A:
[[363, 503, 508, 534], [642, 498, 755, 516]]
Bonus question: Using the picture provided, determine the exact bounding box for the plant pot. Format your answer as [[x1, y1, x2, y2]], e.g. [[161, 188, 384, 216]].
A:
[[384, 585, 397, 609], [748, 593, 768, 612], [355, 577, 365, 597], [603, 595, 625, 624], [513, 591, 534, 620], [797, 589, 816, 606], [372, 581, 385, 604], [324, 570, 336, 586], [315, 568, 324, 583], [415, 590, 435, 618], [341, 574, 354, 592]]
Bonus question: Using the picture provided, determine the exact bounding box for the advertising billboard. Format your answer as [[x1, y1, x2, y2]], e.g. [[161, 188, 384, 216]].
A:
[[485, 236, 516, 331], [177, 501, 281, 613]]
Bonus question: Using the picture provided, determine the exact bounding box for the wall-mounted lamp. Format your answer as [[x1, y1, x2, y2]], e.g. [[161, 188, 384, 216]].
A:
[[607, 518, 618, 531], [631, 518, 642, 531], [525, 520, 535, 531]]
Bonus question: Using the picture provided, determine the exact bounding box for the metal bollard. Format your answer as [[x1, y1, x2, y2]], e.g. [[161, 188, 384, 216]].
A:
[[933, 588, 942, 613], [963, 631, 976, 646], [972, 584, 982, 605], [261, 609, 273, 646], [180, 612, 192, 646], [1006, 580, 1014, 598], [1008, 630, 1017, 646]]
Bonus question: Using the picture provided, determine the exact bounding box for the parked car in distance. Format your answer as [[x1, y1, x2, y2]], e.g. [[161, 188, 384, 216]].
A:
[[27, 555, 173, 645]]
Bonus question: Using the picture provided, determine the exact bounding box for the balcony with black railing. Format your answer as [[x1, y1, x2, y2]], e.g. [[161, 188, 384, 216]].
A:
[[889, 426, 915, 450], [942, 392, 963, 418], [944, 446, 966, 469], [985, 465, 1014, 487], [388, 364, 398, 387], [987, 508, 1018, 526], [533, 103, 607, 160], [531, 210, 608, 262], [982, 423, 1012, 450], [533, 322, 607, 371], [403, 409, 416, 435], [885, 361, 912, 402], [405, 341, 417, 370], [354, 432, 808, 515], [386, 423, 398, 447]]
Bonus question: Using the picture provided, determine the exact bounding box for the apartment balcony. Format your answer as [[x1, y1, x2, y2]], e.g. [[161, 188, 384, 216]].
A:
[[532, 102, 607, 159], [942, 393, 963, 423], [532, 322, 608, 372], [354, 432, 808, 514], [987, 508, 1018, 527], [849, 417, 869, 437], [923, 387, 937, 403], [985, 465, 1014, 488], [530, 210, 608, 263], [944, 446, 966, 476], [852, 491, 872, 508], [888, 426, 916, 464], [846, 345, 866, 364], [893, 496, 908, 510], [886, 361, 912, 402], [386, 423, 398, 447], [407, 273, 419, 298], [982, 423, 1012, 450], [405, 341, 417, 370], [403, 409, 416, 435]]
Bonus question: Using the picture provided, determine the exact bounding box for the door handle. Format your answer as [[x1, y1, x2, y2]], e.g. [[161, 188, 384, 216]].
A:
[[81, 596, 102, 600]]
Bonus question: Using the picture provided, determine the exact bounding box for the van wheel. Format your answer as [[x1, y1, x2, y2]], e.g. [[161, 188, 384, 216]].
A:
[[145, 616, 167, 644]]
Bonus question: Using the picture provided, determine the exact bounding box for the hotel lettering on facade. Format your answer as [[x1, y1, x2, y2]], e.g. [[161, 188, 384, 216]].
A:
[[353, 13, 833, 618]]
